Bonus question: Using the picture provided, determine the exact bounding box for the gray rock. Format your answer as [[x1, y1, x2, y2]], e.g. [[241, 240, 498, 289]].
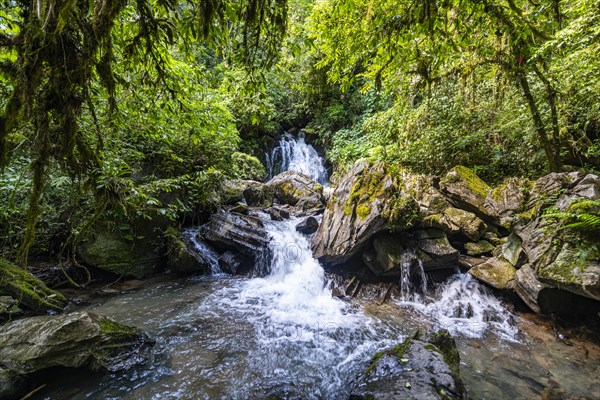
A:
[[514, 264, 549, 313], [0, 312, 153, 399], [230, 202, 249, 215], [243, 181, 274, 207], [464, 240, 495, 256], [468, 257, 517, 289], [457, 255, 487, 270], [165, 227, 212, 274], [438, 165, 493, 220], [268, 206, 290, 221], [422, 207, 487, 241], [200, 209, 269, 258], [218, 251, 243, 274], [266, 171, 324, 211], [312, 162, 420, 265], [295, 217, 319, 234], [501, 233, 527, 267], [350, 331, 465, 400], [485, 177, 532, 228], [417, 236, 460, 270]]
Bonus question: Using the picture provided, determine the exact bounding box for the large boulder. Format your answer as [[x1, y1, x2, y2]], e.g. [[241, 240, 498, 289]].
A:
[[312, 162, 421, 265], [468, 257, 517, 290], [243, 181, 274, 207], [0, 257, 67, 312], [484, 177, 532, 228], [0, 312, 153, 399], [77, 225, 163, 279], [199, 209, 269, 258], [438, 166, 493, 221], [422, 207, 487, 241], [295, 217, 319, 234], [266, 171, 325, 212], [350, 331, 465, 400]]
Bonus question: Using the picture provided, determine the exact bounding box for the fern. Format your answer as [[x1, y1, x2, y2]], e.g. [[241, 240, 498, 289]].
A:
[[544, 199, 600, 233]]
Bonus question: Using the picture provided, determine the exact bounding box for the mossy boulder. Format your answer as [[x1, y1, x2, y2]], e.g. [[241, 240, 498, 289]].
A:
[[422, 207, 487, 241], [439, 166, 493, 221], [165, 227, 216, 275], [501, 233, 527, 267], [312, 162, 421, 265], [351, 331, 466, 400], [485, 177, 532, 228], [0, 312, 153, 399], [468, 257, 517, 289], [0, 257, 67, 312], [266, 170, 325, 212], [77, 226, 163, 279], [243, 181, 274, 207], [464, 240, 495, 256]]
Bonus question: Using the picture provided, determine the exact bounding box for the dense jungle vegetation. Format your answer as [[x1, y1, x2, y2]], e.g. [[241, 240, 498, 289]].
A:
[[1, 0, 599, 266]]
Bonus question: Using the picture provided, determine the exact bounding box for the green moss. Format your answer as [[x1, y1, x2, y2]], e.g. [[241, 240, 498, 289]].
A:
[[0, 257, 68, 312], [445, 165, 491, 198], [364, 337, 412, 375], [356, 204, 372, 219], [97, 315, 139, 336]]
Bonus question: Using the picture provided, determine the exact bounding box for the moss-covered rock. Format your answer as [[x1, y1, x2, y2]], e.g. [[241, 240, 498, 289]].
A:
[[243, 181, 274, 207], [77, 226, 163, 279], [165, 227, 215, 275], [266, 170, 325, 212], [485, 177, 532, 228], [468, 257, 517, 289], [0, 311, 153, 399], [464, 240, 495, 256], [422, 207, 487, 241], [351, 331, 466, 400], [439, 166, 493, 221], [0, 257, 67, 312]]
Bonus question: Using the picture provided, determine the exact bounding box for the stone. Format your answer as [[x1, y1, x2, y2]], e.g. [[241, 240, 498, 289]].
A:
[[423, 207, 487, 241], [0, 312, 153, 399], [243, 182, 274, 207], [485, 177, 532, 228], [514, 264, 549, 313], [468, 257, 517, 289], [0, 296, 21, 320], [350, 331, 465, 400], [0, 257, 67, 312], [312, 162, 421, 265], [439, 165, 493, 220], [77, 226, 163, 279], [200, 209, 269, 257], [464, 240, 495, 256], [218, 251, 243, 275], [221, 179, 256, 205], [457, 255, 487, 270], [267, 206, 290, 221], [230, 202, 249, 215], [416, 236, 460, 270], [266, 171, 325, 211], [501, 233, 527, 267], [165, 227, 212, 274], [295, 217, 319, 234]]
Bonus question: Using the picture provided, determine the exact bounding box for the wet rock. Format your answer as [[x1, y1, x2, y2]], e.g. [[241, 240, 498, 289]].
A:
[[457, 255, 486, 270], [468, 257, 516, 289], [0, 312, 153, 399], [266, 171, 325, 211], [218, 251, 243, 274], [0, 257, 67, 312], [243, 182, 274, 207], [77, 225, 163, 279], [230, 202, 249, 215], [416, 236, 460, 270], [0, 296, 21, 320], [514, 264, 549, 313], [165, 227, 211, 274], [221, 179, 254, 205], [295, 217, 319, 234], [312, 162, 420, 265], [439, 165, 493, 221], [200, 209, 269, 257], [464, 240, 495, 256], [501, 233, 527, 267], [268, 206, 290, 221], [485, 177, 532, 228], [350, 331, 465, 400]]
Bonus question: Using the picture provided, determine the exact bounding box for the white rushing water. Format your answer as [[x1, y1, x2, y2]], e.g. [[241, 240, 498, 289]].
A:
[[182, 228, 223, 275], [266, 132, 329, 185]]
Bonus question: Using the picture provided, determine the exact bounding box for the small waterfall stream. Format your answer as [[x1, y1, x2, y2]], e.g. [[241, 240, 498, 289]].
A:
[[266, 132, 329, 185]]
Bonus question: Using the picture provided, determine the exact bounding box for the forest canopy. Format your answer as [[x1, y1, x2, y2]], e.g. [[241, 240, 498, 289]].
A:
[[1, 0, 599, 262]]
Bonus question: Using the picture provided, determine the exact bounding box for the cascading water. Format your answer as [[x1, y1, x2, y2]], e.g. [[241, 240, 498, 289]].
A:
[[265, 132, 329, 185], [182, 228, 223, 275]]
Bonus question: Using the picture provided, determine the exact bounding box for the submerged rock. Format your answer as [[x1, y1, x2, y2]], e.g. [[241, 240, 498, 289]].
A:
[[350, 331, 465, 400], [0, 312, 153, 399], [0, 257, 67, 312], [295, 217, 319, 234], [200, 209, 269, 257]]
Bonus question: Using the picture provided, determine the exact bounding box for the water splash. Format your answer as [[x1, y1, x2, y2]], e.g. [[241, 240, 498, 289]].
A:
[[266, 132, 329, 185], [182, 228, 223, 275]]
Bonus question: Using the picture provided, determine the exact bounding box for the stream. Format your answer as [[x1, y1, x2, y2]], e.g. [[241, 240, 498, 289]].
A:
[[34, 134, 600, 400]]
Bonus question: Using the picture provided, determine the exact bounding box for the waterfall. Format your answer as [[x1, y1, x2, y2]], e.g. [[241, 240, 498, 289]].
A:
[[182, 228, 223, 275], [266, 132, 329, 185]]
